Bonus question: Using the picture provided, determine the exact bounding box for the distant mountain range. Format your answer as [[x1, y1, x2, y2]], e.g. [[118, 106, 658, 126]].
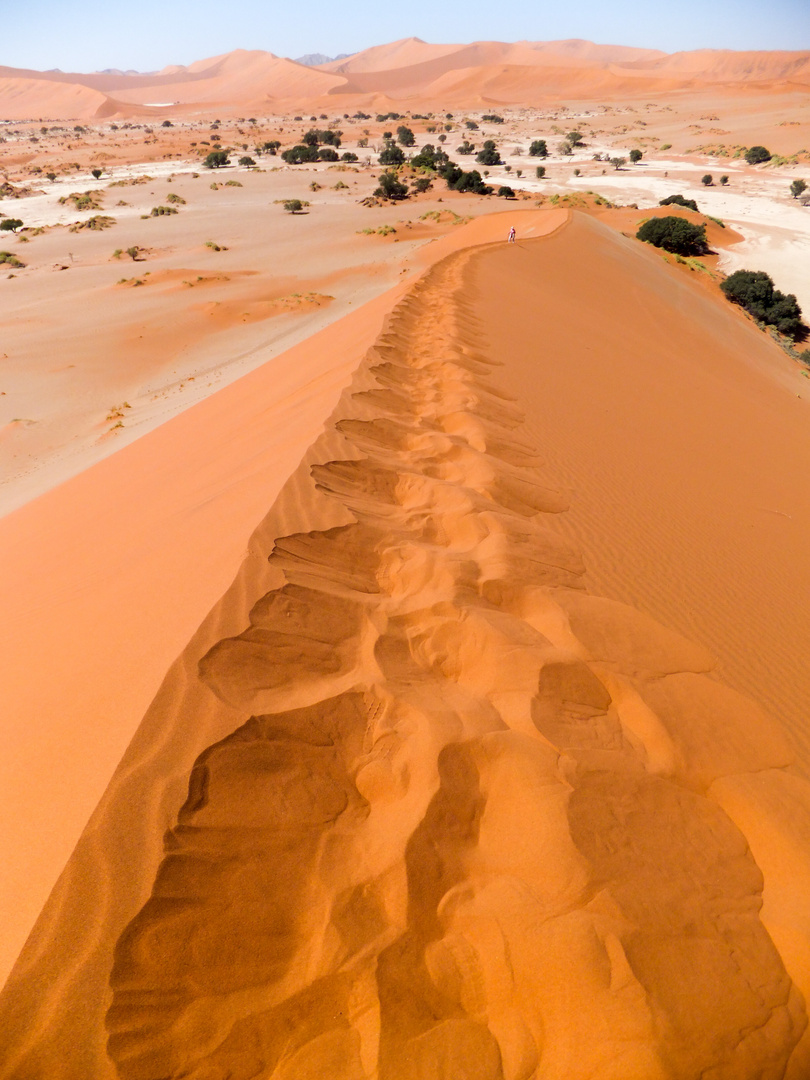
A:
[[1, 36, 808, 121], [294, 52, 353, 67]]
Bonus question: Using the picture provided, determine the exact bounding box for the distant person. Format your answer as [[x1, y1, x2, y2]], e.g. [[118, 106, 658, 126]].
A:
[[508, 226, 516, 243]]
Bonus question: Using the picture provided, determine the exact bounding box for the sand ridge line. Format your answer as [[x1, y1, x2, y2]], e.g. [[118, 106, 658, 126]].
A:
[[86, 244, 809, 1078]]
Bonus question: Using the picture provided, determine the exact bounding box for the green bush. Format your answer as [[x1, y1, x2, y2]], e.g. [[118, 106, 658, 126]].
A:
[[379, 142, 406, 166], [497, 186, 515, 198], [0, 250, 25, 267], [745, 145, 771, 165], [529, 139, 547, 158], [443, 167, 492, 195], [721, 269, 806, 339], [790, 179, 807, 199], [374, 171, 408, 200], [238, 155, 256, 166], [701, 174, 713, 186], [629, 149, 643, 164], [150, 205, 178, 216], [281, 144, 319, 164], [410, 144, 449, 171], [535, 165, 546, 179], [318, 147, 339, 161], [203, 150, 230, 168], [396, 125, 415, 146], [0, 218, 23, 233], [481, 114, 504, 123], [476, 140, 501, 166], [659, 194, 699, 212], [341, 152, 358, 162], [636, 216, 709, 256], [283, 199, 309, 213], [457, 140, 476, 155]]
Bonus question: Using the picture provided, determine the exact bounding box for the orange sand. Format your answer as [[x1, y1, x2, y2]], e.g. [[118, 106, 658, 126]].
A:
[[2, 208, 810, 1077]]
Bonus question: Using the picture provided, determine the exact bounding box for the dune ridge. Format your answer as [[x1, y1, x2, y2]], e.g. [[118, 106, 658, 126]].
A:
[[1, 38, 808, 118], [3, 218, 810, 1077]]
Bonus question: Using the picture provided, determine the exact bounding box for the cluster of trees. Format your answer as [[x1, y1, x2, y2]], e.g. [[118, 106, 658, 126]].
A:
[[481, 114, 504, 124], [302, 128, 342, 147], [721, 270, 806, 339], [636, 216, 709, 256]]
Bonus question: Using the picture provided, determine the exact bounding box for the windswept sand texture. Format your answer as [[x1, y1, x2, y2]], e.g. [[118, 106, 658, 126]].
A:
[[4, 213, 810, 1077]]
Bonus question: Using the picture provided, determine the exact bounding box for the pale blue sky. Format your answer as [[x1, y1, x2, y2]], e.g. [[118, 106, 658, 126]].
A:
[[3, 0, 809, 73]]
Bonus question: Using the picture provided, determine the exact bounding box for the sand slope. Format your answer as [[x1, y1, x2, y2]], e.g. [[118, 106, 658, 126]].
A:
[[3, 211, 810, 1077]]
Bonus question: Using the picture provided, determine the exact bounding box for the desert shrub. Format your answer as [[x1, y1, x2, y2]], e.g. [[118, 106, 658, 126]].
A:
[[166, 192, 186, 204], [59, 190, 103, 210], [374, 171, 409, 199], [444, 168, 492, 195], [465, 120, 478, 130], [238, 155, 256, 166], [526, 139, 547, 158], [482, 114, 504, 123], [281, 144, 319, 164], [790, 179, 807, 199], [659, 194, 699, 212], [318, 147, 339, 161], [396, 125, 415, 146], [567, 131, 584, 146], [629, 149, 643, 163], [701, 174, 713, 186], [497, 186, 515, 198], [341, 151, 358, 162], [609, 156, 626, 170], [476, 140, 501, 166], [379, 142, 406, 166], [283, 199, 309, 213], [150, 205, 178, 215], [0, 250, 24, 267], [720, 175, 729, 185], [721, 269, 806, 339], [91, 168, 102, 179], [457, 140, 476, 155], [636, 215, 709, 256], [70, 215, 115, 231], [745, 145, 771, 165], [0, 218, 23, 232], [203, 150, 230, 168], [411, 176, 432, 193], [410, 144, 449, 171]]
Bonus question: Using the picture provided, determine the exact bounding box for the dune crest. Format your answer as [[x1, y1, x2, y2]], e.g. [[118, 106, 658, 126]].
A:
[[4, 221, 810, 1077]]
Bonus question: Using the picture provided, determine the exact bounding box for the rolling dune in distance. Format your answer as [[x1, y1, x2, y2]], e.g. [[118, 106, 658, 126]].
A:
[[3, 208, 810, 1077]]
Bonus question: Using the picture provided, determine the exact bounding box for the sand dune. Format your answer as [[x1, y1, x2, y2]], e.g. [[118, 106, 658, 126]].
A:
[[1, 39, 808, 118], [3, 209, 810, 1077]]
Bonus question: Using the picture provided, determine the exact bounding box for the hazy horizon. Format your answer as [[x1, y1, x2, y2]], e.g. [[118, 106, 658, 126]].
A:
[[2, 0, 809, 75]]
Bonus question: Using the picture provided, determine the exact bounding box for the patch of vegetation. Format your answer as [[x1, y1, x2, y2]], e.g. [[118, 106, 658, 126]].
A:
[[497, 186, 516, 198], [205, 240, 228, 251], [283, 199, 310, 213], [70, 215, 116, 231], [374, 171, 409, 200], [358, 224, 397, 236], [476, 140, 501, 166], [481, 114, 504, 124], [59, 190, 103, 210], [379, 141, 406, 166], [443, 167, 492, 195], [659, 194, 699, 212], [0, 218, 23, 233], [744, 145, 772, 165], [790, 179, 807, 199], [721, 269, 806, 340], [203, 150, 230, 168], [150, 205, 178, 216], [0, 250, 25, 267], [224, 180, 243, 186], [636, 215, 709, 256], [166, 192, 186, 204], [629, 149, 643, 163]]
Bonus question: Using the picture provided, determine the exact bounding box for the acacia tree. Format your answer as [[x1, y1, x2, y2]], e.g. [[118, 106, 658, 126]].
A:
[[629, 149, 643, 164], [0, 218, 23, 232], [790, 179, 807, 199]]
